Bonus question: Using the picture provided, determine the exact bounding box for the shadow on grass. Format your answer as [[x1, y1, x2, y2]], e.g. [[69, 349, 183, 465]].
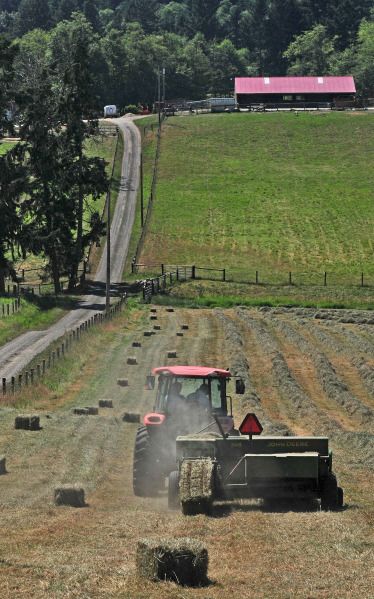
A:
[[210, 498, 348, 517]]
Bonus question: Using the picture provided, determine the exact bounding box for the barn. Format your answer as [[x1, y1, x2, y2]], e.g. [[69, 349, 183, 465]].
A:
[[235, 76, 356, 109]]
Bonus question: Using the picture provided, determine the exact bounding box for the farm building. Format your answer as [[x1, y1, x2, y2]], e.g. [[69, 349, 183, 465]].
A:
[[235, 76, 356, 109]]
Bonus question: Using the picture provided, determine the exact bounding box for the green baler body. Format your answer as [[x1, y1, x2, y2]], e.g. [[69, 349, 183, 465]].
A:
[[176, 435, 331, 500]]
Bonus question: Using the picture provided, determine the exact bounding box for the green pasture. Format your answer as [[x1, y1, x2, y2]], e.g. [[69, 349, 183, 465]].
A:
[[140, 112, 374, 284], [0, 140, 15, 155]]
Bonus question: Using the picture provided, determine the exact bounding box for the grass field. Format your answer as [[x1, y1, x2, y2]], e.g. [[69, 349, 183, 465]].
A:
[[0, 304, 372, 597], [0, 140, 15, 155], [140, 112, 374, 289]]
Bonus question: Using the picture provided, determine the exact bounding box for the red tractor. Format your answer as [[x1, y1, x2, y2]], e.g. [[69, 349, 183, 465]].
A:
[[133, 366, 245, 497]]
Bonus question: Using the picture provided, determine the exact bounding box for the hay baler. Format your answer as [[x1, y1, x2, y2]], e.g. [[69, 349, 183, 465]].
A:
[[169, 413, 343, 513], [133, 366, 245, 497]]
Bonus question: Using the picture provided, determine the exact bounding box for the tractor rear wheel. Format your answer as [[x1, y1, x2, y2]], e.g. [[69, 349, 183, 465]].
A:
[[133, 426, 162, 497], [168, 470, 180, 509], [320, 472, 339, 511], [337, 486, 344, 508]]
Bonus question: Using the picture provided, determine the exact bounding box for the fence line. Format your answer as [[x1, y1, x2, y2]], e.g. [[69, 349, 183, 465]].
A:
[[1, 295, 126, 396], [0, 297, 21, 318], [133, 114, 165, 265]]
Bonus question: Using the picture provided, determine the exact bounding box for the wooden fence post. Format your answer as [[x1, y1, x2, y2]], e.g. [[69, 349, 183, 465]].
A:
[[25, 371, 29, 386], [11, 377, 15, 394], [18, 374, 22, 388], [192, 265, 196, 280], [256, 270, 259, 285], [324, 272, 327, 286], [2, 378, 6, 395], [37, 364, 41, 378], [223, 269, 226, 282], [361, 272, 364, 287], [30, 369, 34, 384], [42, 359, 46, 374], [289, 272, 292, 285]]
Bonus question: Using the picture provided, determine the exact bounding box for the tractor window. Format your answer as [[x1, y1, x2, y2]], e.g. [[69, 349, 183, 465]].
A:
[[210, 379, 223, 410], [155, 376, 170, 411]]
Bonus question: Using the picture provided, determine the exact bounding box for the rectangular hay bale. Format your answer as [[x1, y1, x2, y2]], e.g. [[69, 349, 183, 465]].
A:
[[136, 537, 208, 586], [123, 412, 140, 423], [180, 459, 215, 504], [98, 399, 113, 409], [54, 485, 85, 507], [0, 456, 6, 475]]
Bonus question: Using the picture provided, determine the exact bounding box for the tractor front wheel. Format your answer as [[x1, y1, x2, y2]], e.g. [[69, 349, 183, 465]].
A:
[[133, 426, 162, 497]]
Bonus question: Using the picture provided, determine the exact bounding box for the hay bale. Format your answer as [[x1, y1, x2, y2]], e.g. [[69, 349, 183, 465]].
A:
[[144, 331, 152, 337], [98, 399, 113, 409], [181, 324, 189, 330], [72, 407, 89, 416], [167, 350, 177, 358], [123, 412, 141, 423], [166, 308, 174, 313], [54, 485, 85, 507], [132, 341, 142, 348], [0, 456, 6, 475], [154, 325, 161, 330], [177, 332, 184, 337], [14, 415, 41, 431], [85, 407, 99, 415], [150, 315, 158, 321], [180, 459, 215, 515], [136, 537, 208, 586], [150, 308, 157, 313], [117, 378, 129, 387], [127, 356, 138, 365]]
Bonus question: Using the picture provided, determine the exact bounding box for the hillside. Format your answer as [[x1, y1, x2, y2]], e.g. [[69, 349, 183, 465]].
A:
[[140, 112, 374, 287]]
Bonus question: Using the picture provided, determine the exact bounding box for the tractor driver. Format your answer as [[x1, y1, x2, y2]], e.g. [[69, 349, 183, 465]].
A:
[[187, 382, 211, 413], [167, 381, 186, 413]]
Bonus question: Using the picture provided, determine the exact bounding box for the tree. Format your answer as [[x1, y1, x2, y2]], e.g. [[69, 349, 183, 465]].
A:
[[354, 19, 374, 97], [0, 34, 17, 135], [14, 0, 52, 36], [51, 13, 108, 289], [284, 25, 336, 75], [209, 38, 247, 94]]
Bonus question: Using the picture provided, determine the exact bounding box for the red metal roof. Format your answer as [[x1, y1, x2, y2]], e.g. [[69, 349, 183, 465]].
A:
[[152, 366, 231, 378], [235, 76, 356, 95]]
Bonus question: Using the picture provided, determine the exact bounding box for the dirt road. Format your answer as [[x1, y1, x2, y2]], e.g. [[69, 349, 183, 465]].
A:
[[0, 117, 140, 381], [0, 306, 372, 597]]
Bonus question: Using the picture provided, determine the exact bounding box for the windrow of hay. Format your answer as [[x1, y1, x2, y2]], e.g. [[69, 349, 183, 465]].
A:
[[136, 537, 209, 586]]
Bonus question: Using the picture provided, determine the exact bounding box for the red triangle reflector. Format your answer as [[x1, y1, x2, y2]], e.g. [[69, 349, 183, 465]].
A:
[[239, 413, 263, 435]]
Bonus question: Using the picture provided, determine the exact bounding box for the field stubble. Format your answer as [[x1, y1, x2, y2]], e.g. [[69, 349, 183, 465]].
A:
[[0, 306, 372, 597]]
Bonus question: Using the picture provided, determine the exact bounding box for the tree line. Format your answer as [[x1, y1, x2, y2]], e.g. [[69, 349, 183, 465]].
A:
[[0, 1, 373, 106], [0, 15, 108, 294]]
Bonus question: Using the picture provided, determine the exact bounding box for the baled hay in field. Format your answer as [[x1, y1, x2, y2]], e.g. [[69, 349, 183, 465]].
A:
[[127, 356, 138, 365], [14, 415, 41, 430], [98, 399, 113, 408], [180, 459, 215, 506], [150, 308, 157, 313], [117, 378, 129, 387], [132, 341, 142, 347], [154, 325, 161, 330], [150, 315, 158, 321], [181, 324, 189, 330], [136, 537, 208, 586], [85, 407, 99, 415], [72, 407, 89, 415], [166, 308, 174, 312], [54, 485, 86, 507], [144, 331, 153, 337], [122, 412, 141, 423], [0, 456, 6, 474], [167, 350, 177, 358]]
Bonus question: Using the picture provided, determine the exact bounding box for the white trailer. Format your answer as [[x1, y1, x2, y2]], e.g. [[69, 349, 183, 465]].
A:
[[103, 105, 118, 118]]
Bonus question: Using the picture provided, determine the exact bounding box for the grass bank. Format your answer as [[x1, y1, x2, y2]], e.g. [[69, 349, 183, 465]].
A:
[[140, 112, 374, 290]]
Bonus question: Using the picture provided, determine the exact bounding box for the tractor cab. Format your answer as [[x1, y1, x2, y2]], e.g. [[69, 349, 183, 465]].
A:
[[146, 366, 241, 434]]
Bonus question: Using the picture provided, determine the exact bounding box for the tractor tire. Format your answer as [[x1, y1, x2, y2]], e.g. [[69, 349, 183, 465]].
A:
[[337, 486, 344, 508], [168, 470, 180, 509], [320, 472, 339, 511], [133, 426, 162, 497]]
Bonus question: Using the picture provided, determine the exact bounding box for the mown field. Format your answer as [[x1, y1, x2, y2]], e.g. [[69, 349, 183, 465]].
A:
[[139, 112, 374, 293], [0, 304, 372, 597]]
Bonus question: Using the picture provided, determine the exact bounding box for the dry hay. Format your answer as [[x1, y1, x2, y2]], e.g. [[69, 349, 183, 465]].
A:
[[14, 415, 41, 431], [179, 459, 215, 514], [144, 331, 152, 337], [0, 456, 6, 475], [167, 350, 177, 358], [166, 308, 174, 313], [136, 537, 209, 586], [177, 332, 184, 337], [123, 412, 141, 423], [181, 324, 189, 330], [72, 407, 89, 416], [150, 308, 157, 313], [150, 315, 158, 321], [117, 378, 129, 387], [154, 325, 161, 330], [132, 341, 142, 348], [54, 485, 86, 507], [127, 356, 138, 365], [98, 400, 113, 409]]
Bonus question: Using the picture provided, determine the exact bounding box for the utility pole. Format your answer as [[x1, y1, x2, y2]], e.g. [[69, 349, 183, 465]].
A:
[[140, 151, 144, 228], [105, 188, 111, 313], [158, 68, 161, 128], [162, 67, 166, 105]]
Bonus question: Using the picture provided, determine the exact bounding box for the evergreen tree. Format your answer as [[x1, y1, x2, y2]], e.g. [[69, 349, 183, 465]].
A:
[[15, 0, 52, 36]]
